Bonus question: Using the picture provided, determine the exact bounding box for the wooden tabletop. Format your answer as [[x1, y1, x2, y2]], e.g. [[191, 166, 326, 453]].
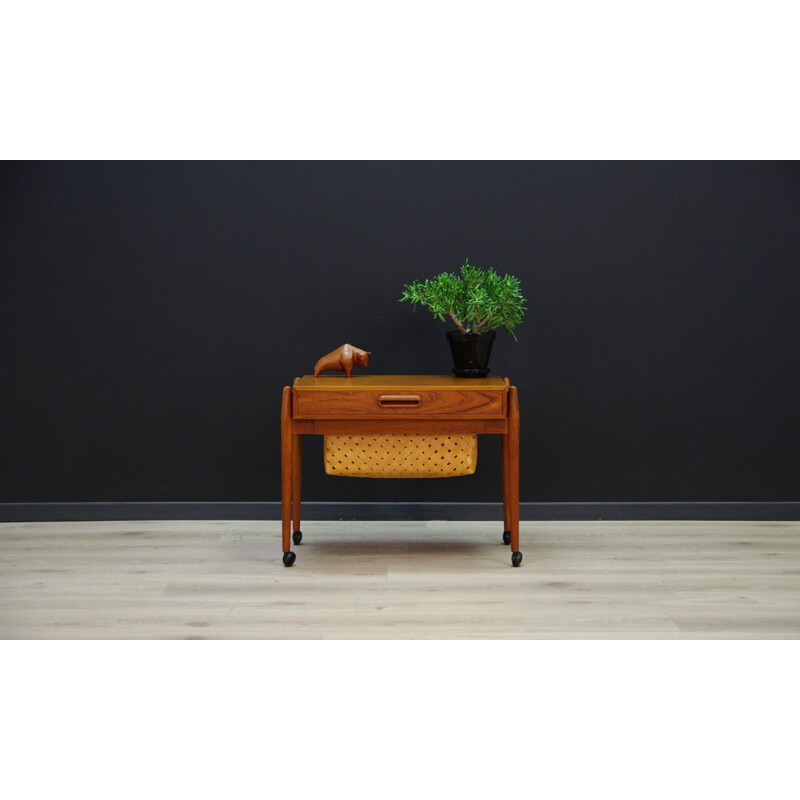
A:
[[293, 375, 509, 390]]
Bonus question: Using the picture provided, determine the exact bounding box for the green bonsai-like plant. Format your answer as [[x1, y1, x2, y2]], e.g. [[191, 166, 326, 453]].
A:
[[400, 259, 526, 339]]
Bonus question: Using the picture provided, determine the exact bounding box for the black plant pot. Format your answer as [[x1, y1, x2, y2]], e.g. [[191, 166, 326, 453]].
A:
[[447, 330, 496, 377]]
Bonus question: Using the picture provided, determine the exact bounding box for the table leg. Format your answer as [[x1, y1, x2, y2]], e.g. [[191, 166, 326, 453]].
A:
[[508, 386, 522, 566], [281, 386, 295, 566], [292, 433, 302, 544], [502, 429, 511, 544]]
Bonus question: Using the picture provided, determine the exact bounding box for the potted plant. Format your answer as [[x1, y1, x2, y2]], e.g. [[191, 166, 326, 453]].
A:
[[400, 259, 526, 376]]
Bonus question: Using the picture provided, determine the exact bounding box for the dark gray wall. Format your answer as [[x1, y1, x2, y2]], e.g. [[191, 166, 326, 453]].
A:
[[2, 161, 799, 509]]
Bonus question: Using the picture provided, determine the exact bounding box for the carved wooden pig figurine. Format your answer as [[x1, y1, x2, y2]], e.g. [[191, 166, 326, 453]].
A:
[[313, 343, 371, 377]]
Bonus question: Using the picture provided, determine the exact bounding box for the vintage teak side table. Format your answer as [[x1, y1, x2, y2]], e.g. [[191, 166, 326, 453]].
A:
[[280, 375, 521, 567]]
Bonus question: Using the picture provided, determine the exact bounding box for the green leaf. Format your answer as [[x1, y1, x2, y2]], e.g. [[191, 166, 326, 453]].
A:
[[400, 260, 526, 336]]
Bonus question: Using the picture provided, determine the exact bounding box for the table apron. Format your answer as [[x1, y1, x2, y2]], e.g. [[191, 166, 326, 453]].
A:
[[290, 419, 508, 435]]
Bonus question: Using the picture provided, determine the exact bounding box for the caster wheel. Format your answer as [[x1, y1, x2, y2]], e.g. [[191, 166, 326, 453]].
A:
[[511, 551, 523, 567], [283, 551, 296, 567], [502, 531, 511, 545], [292, 530, 303, 545]]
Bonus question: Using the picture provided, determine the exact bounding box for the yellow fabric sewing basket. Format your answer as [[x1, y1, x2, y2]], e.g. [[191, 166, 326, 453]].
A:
[[323, 434, 478, 478]]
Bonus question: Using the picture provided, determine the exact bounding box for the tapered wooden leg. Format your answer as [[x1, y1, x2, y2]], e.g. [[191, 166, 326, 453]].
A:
[[502, 429, 511, 543], [281, 387, 294, 564], [292, 433, 302, 542], [508, 386, 521, 565]]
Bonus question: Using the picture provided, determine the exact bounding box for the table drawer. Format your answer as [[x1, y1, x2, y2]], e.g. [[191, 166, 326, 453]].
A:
[[294, 389, 505, 419]]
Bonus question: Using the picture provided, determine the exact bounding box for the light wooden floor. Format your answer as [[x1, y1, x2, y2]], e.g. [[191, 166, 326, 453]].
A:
[[1, 519, 798, 639]]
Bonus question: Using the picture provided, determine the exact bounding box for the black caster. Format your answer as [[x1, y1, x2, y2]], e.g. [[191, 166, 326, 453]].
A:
[[283, 551, 296, 567], [511, 551, 523, 567], [502, 531, 511, 545], [292, 530, 303, 545]]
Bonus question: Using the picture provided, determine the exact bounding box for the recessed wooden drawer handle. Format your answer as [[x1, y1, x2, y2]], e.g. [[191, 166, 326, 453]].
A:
[[378, 394, 422, 407]]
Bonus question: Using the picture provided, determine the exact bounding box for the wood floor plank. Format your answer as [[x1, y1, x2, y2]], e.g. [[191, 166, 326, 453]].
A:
[[1, 519, 798, 639]]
